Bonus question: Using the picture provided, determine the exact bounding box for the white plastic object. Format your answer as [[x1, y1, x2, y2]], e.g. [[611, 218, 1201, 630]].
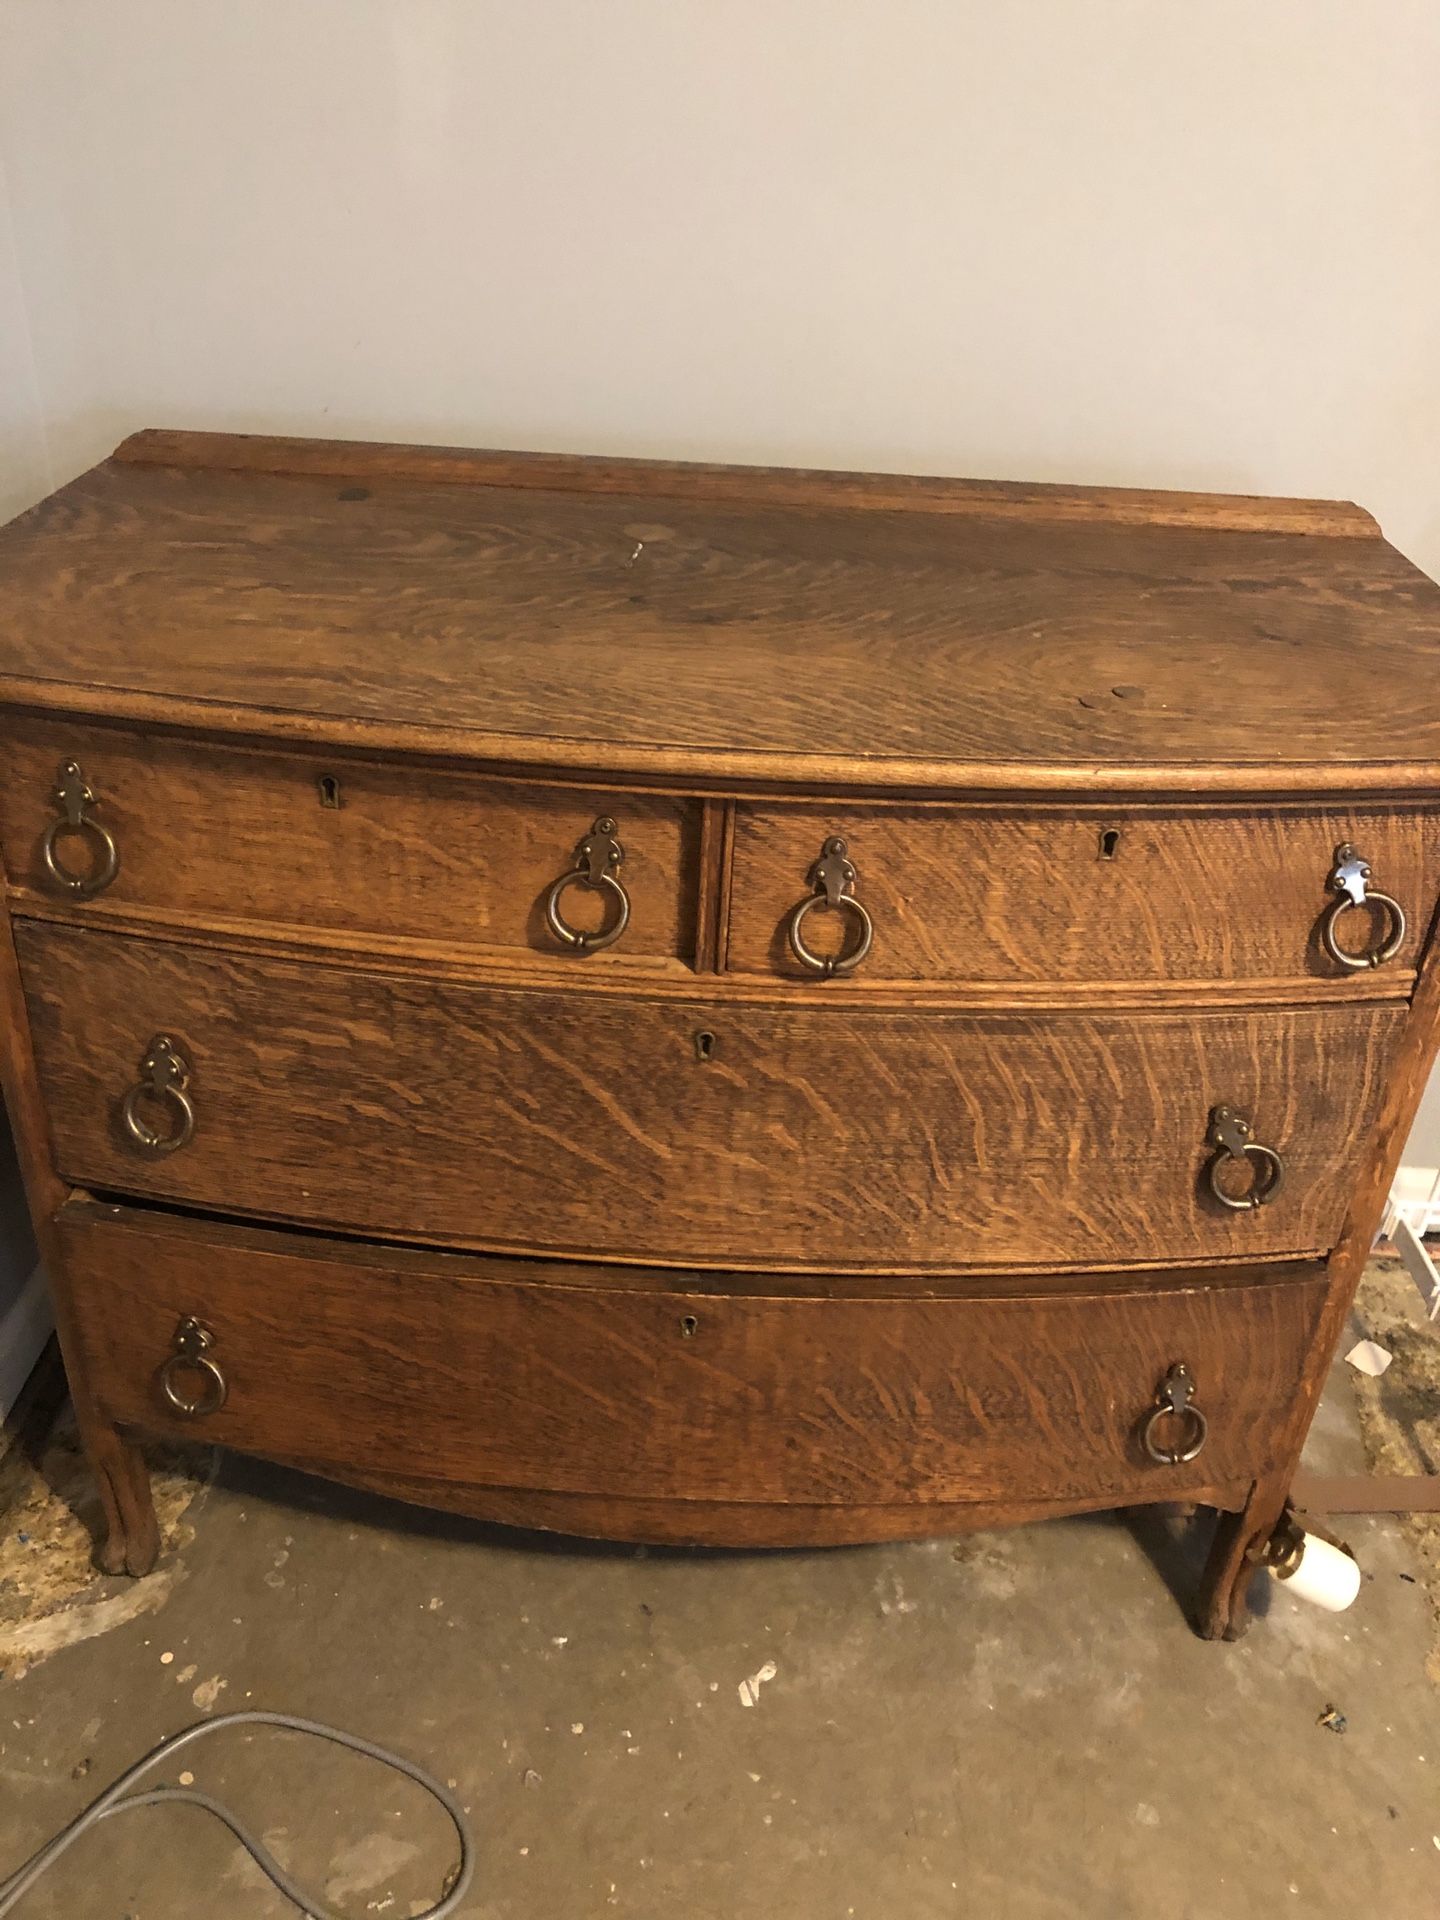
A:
[[1269, 1529, 1362, 1613]]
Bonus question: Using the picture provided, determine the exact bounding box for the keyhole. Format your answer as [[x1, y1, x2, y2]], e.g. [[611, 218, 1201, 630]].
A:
[[1099, 827, 1121, 860], [679, 1313, 699, 1339], [318, 773, 342, 810], [693, 1030, 716, 1063]]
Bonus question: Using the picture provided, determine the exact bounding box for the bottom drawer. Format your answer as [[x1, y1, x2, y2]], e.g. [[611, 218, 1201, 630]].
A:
[[58, 1201, 1327, 1543]]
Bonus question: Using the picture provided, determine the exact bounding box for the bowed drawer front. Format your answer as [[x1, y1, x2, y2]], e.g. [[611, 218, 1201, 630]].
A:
[[724, 802, 1440, 987], [0, 719, 701, 971], [58, 1201, 1328, 1523], [17, 922, 1403, 1271]]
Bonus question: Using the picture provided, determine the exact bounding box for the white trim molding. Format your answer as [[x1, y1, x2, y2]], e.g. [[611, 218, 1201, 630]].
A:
[[1382, 1164, 1440, 1240], [1382, 1166, 1440, 1322]]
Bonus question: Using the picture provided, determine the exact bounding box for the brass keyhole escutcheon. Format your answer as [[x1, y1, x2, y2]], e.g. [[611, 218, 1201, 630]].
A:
[[693, 1030, 716, 1063], [679, 1313, 699, 1339]]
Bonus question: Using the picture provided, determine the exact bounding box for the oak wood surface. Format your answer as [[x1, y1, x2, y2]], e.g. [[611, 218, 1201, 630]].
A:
[[59, 1199, 1325, 1520], [9, 715, 1430, 1001], [18, 923, 1404, 1272], [114, 429, 1382, 536], [7, 891, 1415, 1014], [726, 800, 1440, 986], [0, 911, 159, 1574], [0, 717, 699, 971], [233, 1478, 1230, 1550], [3, 428, 1438, 1613], [1, 435, 1438, 794]]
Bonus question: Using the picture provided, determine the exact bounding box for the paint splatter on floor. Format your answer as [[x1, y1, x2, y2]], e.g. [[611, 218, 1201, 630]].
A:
[[1349, 1253, 1440, 1684], [0, 1352, 212, 1680]]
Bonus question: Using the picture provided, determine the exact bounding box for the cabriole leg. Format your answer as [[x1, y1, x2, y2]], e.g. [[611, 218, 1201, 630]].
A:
[[87, 1416, 160, 1576], [1195, 1479, 1289, 1640]]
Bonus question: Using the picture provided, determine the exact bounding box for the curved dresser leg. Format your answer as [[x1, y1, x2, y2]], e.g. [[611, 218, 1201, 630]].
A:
[[1194, 1480, 1289, 1640], [49, 1234, 162, 1576], [90, 1423, 161, 1576]]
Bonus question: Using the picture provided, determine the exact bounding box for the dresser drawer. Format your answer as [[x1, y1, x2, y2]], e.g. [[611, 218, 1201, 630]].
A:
[[58, 1201, 1327, 1526], [724, 801, 1440, 987], [0, 719, 700, 970], [20, 923, 1401, 1271]]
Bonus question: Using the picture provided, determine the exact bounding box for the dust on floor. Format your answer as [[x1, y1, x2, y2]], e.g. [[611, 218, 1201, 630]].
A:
[[1350, 1249, 1440, 1682], [0, 1348, 211, 1684]]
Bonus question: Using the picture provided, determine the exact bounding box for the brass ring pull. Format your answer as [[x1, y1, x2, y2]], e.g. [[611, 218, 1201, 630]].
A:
[[1320, 843, 1406, 971], [159, 1315, 227, 1418], [785, 837, 874, 978], [1205, 1104, 1285, 1212], [40, 759, 119, 899], [121, 1034, 195, 1156], [543, 816, 631, 954], [1142, 1363, 1208, 1466]]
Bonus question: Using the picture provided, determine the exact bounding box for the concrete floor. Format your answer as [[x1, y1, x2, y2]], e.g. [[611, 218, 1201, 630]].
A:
[[2, 1351, 1438, 1919]]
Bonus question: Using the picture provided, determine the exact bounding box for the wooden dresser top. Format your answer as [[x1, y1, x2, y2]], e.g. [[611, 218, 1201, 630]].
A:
[[0, 428, 1436, 796]]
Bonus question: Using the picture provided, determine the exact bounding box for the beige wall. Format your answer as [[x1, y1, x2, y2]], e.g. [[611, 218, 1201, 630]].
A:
[[1, 0, 1438, 1164], [0, 142, 50, 522]]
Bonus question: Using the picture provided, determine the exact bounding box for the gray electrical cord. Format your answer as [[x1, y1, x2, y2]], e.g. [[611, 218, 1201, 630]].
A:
[[0, 1708, 474, 1918]]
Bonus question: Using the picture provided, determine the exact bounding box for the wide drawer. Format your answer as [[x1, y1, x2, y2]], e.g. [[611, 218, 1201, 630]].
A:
[[21, 923, 1401, 1270], [0, 718, 701, 971], [723, 800, 1440, 987], [57, 1200, 1327, 1524]]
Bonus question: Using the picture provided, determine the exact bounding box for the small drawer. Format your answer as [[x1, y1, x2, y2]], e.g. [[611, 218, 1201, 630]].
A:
[[723, 801, 1440, 987], [58, 1199, 1327, 1523], [20, 922, 1404, 1271], [0, 718, 700, 971]]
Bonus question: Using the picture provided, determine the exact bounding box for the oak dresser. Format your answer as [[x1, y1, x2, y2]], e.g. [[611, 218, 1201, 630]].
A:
[[1, 430, 1438, 1640]]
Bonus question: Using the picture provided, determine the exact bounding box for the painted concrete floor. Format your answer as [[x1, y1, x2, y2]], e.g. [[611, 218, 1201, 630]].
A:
[[2, 1355, 1438, 1919]]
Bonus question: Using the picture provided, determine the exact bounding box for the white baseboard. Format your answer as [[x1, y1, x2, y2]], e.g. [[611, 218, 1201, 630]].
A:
[[0, 1262, 52, 1423]]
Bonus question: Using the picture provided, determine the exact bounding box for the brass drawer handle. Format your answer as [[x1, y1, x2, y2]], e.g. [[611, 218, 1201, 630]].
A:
[[40, 759, 120, 899], [1142, 1362, 1208, 1466], [543, 816, 631, 954], [1320, 842, 1406, 971], [785, 836, 874, 978], [1206, 1104, 1285, 1211], [159, 1315, 227, 1417], [121, 1034, 196, 1155]]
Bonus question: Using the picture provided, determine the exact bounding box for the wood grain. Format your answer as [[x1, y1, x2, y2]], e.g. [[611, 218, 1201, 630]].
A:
[[17, 923, 1404, 1272], [113, 428, 1381, 536], [0, 718, 700, 970], [1, 439, 1438, 794], [0, 911, 158, 1574], [3, 428, 1438, 1619], [59, 1199, 1326, 1523], [725, 800, 1440, 985]]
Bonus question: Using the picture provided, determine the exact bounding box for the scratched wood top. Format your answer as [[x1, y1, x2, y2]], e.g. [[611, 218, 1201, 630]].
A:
[[0, 429, 1437, 794]]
